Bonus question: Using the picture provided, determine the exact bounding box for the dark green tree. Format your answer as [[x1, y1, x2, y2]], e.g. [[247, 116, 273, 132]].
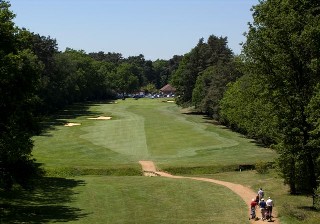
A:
[[153, 55, 182, 89], [0, 1, 43, 189], [243, 0, 320, 195], [219, 72, 279, 145], [109, 63, 139, 99], [171, 35, 233, 107], [88, 51, 123, 65], [192, 59, 242, 118]]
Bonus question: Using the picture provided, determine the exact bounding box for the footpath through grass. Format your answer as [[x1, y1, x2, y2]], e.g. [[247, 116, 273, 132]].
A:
[[204, 170, 320, 224]]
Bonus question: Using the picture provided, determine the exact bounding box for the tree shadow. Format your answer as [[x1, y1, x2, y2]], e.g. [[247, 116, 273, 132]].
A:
[[0, 177, 88, 223], [38, 101, 115, 136], [297, 205, 318, 211]]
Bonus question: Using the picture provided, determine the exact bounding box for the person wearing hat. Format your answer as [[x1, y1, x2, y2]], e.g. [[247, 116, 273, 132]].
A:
[[266, 197, 274, 218], [259, 198, 267, 220], [250, 198, 258, 219]]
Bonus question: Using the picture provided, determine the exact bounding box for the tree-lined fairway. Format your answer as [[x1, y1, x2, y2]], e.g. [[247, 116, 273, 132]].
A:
[[24, 98, 278, 223], [33, 98, 277, 170]]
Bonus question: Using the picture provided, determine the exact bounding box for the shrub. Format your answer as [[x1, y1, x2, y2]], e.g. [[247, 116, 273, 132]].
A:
[[255, 161, 270, 174]]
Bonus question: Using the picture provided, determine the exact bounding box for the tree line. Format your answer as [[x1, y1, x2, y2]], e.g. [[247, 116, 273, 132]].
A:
[[1, 0, 320, 204], [0, 0, 182, 189], [171, 0, 320, 204]]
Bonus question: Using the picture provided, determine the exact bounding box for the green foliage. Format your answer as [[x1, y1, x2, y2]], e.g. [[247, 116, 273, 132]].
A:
[[314, 187, 320, 210], [109, 62, 139, 97], [163, 164, 239, 175], [255, 161, 271, 174], [243, 0, 320, 195], [45, 167, 141, 177], [171, 35, 234, 107], [142, 83, 157, 94], [220, 72, 279, 145], [0, 1, 44, 190], [192, 60, 242, 117]]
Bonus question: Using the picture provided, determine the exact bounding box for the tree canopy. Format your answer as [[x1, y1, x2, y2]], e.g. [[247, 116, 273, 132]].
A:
[[0, 0, 43, 189], [171, 35, 234, 109], [242, 0, 320, 195]]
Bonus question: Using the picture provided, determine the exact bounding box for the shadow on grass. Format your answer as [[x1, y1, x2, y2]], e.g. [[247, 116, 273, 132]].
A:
[[298, 205, 318, 211], [39, 101, 115, 136], [0, 177, 88, 223]]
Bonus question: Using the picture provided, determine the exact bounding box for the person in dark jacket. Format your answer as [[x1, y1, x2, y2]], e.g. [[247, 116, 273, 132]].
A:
[[259, 198, 267, 220]]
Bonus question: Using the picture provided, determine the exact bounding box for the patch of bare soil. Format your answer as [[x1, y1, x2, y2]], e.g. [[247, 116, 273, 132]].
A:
[[139, 161, 279, 224]]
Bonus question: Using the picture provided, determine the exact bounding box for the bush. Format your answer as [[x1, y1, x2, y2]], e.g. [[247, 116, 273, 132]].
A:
[[44, 167, 141, 177], [313, 187, 320, 210], [255, 161, 270, 174]]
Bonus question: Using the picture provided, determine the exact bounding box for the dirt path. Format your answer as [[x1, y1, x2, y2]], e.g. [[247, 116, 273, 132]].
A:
[[139, 161, 279, 224]]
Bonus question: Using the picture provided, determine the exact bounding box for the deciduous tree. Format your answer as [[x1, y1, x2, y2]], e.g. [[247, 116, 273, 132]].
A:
[[243, 0, 320, 195], [0, 0, 43, 189]]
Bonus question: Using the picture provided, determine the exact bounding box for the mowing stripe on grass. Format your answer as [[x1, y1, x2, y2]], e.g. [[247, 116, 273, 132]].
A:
[[80, 107, 149, 159]]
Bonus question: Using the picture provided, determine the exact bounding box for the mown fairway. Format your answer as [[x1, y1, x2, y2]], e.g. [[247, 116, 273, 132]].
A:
[[33, 98, 276, 171], [3, 98, 278, 223]]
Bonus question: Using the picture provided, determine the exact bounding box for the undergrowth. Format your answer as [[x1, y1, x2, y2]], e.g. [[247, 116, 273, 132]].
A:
[[162, 164, 248, 175], [45, 167, 142, 177]]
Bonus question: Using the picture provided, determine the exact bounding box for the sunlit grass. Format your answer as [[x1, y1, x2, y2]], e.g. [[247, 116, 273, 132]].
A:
[[33, 98, 277, 173], [64, 176, 249, 224]]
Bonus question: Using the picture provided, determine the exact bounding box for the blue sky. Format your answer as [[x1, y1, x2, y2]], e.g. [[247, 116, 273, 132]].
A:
[[9, 0, 258, 60]]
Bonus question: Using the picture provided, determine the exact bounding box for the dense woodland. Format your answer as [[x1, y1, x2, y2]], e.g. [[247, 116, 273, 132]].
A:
[[1, 0, 320, 205]]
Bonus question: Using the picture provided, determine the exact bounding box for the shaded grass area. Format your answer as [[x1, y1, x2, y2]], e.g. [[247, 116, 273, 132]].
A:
[[0, 177, 87, 223], [203, 170, 320, 224]]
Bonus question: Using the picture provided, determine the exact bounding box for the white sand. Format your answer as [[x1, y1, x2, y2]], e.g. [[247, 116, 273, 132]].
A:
[[64, 123, 81, 127], [87, 116, 112, 120]]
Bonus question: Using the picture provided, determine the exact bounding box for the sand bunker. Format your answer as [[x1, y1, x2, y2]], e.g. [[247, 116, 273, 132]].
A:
[[87, 116, 112, 120], [167, 100, 175, 103], [64, 123, 81, 127]]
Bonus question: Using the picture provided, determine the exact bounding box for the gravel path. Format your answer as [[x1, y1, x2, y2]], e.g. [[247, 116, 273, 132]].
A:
[[139, 160, 280, 224]]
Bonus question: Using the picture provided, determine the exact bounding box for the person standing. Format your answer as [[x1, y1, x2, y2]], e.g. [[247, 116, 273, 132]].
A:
[[259, 198, 267, 220], [250, 198, 257, 220], [258, 188, 264, 201], [266, 197, 274, 218], [255, 194, 259, 204]]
